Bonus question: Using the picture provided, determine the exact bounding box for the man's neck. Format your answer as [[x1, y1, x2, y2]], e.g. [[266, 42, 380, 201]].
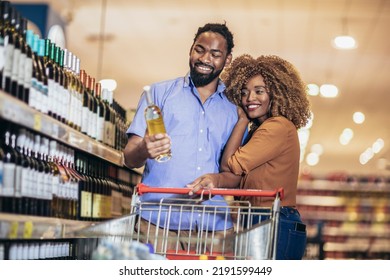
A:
[[196, 79, 219, 104]]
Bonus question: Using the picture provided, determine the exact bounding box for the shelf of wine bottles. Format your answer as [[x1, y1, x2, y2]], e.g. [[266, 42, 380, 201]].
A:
[[0, 120, 139, 220], [0, 1, 142, 260], [0, 1, 129, 159], [0, 119, 140, 260]]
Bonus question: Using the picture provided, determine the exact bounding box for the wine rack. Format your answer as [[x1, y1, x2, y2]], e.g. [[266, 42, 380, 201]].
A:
[[0, 90, 141, 259]]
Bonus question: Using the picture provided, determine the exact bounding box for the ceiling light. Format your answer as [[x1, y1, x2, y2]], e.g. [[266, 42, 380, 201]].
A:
[[306, 152, 319, 166], [360, 148, 374, 165], [353, 112, 365, 124], [307, 84, 319, 96], [339, 128, 353, 145], [332, 35, 357, 49], [372, 138, 384, 153], [332, 17, 358, 50], [320, 84, 338, 98]]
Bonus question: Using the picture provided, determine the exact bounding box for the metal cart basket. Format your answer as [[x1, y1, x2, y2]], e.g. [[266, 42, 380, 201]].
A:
[[73, 183, 284, 260]]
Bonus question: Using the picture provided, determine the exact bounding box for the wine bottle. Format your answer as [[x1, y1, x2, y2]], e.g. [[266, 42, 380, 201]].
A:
[[95, 82, 105, 143], [44, 39, 58, 120], [14, 12, 27, 101], [76, 154, 92, 221], [87, 75, 97, 140], [15, 128, 33, 215], [40, 137, 52, 217], [2, 4, 15, 94], [63, 49, 76, 130], [20, 18, 32, 104], [9, 7, 21, 98], [37, 38, 49, 114], [0, 134, 4, 212], [32, 134, 46, 216], [25, 131, 38, 216], [54, 45, 67, 124], [0, 1, 8, 89], [48, 140, 61, 218], [79, 69, 90, 136], [73, 55, 83, 132], [101, 88, 111, 147], [1, 124, 17, 213], [143, 85, 171, 162]]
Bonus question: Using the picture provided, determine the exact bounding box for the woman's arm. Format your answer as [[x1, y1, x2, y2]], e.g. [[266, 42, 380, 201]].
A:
[[220, 106, 250, 172]]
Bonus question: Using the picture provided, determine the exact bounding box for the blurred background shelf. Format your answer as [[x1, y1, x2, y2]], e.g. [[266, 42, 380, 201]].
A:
[[299, 179, 390, 260]]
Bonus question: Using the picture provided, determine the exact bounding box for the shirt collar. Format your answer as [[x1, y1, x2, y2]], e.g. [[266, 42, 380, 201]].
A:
[[184, 72, 226, 99]]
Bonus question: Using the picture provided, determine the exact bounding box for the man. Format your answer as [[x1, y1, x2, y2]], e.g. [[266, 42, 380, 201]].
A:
[[124, 22, 239, 254]]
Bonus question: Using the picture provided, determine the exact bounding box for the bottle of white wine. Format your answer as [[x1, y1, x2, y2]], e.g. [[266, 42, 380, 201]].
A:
[[143, 85, 171, 162]]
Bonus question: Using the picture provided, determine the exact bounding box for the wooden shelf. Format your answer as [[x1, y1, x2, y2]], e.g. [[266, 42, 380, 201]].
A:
[[0, 213, 94, 240]]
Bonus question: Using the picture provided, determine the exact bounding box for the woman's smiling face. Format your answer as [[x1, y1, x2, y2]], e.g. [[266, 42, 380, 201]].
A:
[[240, 74, 271, 123]]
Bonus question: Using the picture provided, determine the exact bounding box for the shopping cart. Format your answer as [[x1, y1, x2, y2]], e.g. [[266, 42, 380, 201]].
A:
[[74, 183, 284, 260]]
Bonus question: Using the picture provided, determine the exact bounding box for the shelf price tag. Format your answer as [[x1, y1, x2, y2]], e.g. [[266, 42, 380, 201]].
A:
[[33, 114, 42, 131], [8, 221, 19, 239], [23, 221, 34, 239]]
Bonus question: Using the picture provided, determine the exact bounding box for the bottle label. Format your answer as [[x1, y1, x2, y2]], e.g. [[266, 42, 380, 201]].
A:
[[92, 193, 102, 218], [0, 161, 4, 195], [29, 169, 38, 199], [20, 167, 29, 197], [97, 117, 105, 142], [18, 52, 26, 86], [24, 57, 33, 89], [146, 117, 167, 135], [14, 165, 22, 198], [44, 173, 52, 200], [111, 190, 122, 217], [47, 79, 56, 114], [36, 171, 44, 199], [3, 43, 15, 78], [0, 37, 5, 71], [11, 48, 20, 82], [82, 107, 89, 133], [80, 190, 92, 217], [52, 175, 59, 197], [3, 162, 16, 197]]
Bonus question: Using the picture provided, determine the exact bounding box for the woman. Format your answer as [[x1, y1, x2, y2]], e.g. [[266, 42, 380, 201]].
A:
[[187, 54, 311, 259]]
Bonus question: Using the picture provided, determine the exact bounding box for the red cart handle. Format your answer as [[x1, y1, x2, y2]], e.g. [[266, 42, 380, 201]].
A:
[[136, 183, 284, 200]]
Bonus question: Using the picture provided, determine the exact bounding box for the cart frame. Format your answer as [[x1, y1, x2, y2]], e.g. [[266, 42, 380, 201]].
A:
[[74, 184, 284, 260]]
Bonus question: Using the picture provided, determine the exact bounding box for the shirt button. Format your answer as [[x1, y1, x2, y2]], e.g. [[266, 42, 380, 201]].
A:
[[198, 148, 202, 152], [200, 129, 203, 133], [202, 111, 205, 115], [197, 167, 201, 170]]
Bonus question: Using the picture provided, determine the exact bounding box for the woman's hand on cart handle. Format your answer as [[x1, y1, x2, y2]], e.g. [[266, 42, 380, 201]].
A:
[[186, 174, 218, 195]]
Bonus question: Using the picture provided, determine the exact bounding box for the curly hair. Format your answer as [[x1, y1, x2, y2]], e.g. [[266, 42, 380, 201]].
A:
[[192, 22, 235, 55], [222, 54, 311, 129]]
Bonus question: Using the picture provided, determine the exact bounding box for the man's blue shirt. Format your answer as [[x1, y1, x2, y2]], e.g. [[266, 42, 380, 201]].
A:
[[127, 73, 238, 230]]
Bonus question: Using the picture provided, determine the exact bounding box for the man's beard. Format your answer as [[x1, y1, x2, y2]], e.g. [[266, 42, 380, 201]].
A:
[[190, 63, 223, 87]]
